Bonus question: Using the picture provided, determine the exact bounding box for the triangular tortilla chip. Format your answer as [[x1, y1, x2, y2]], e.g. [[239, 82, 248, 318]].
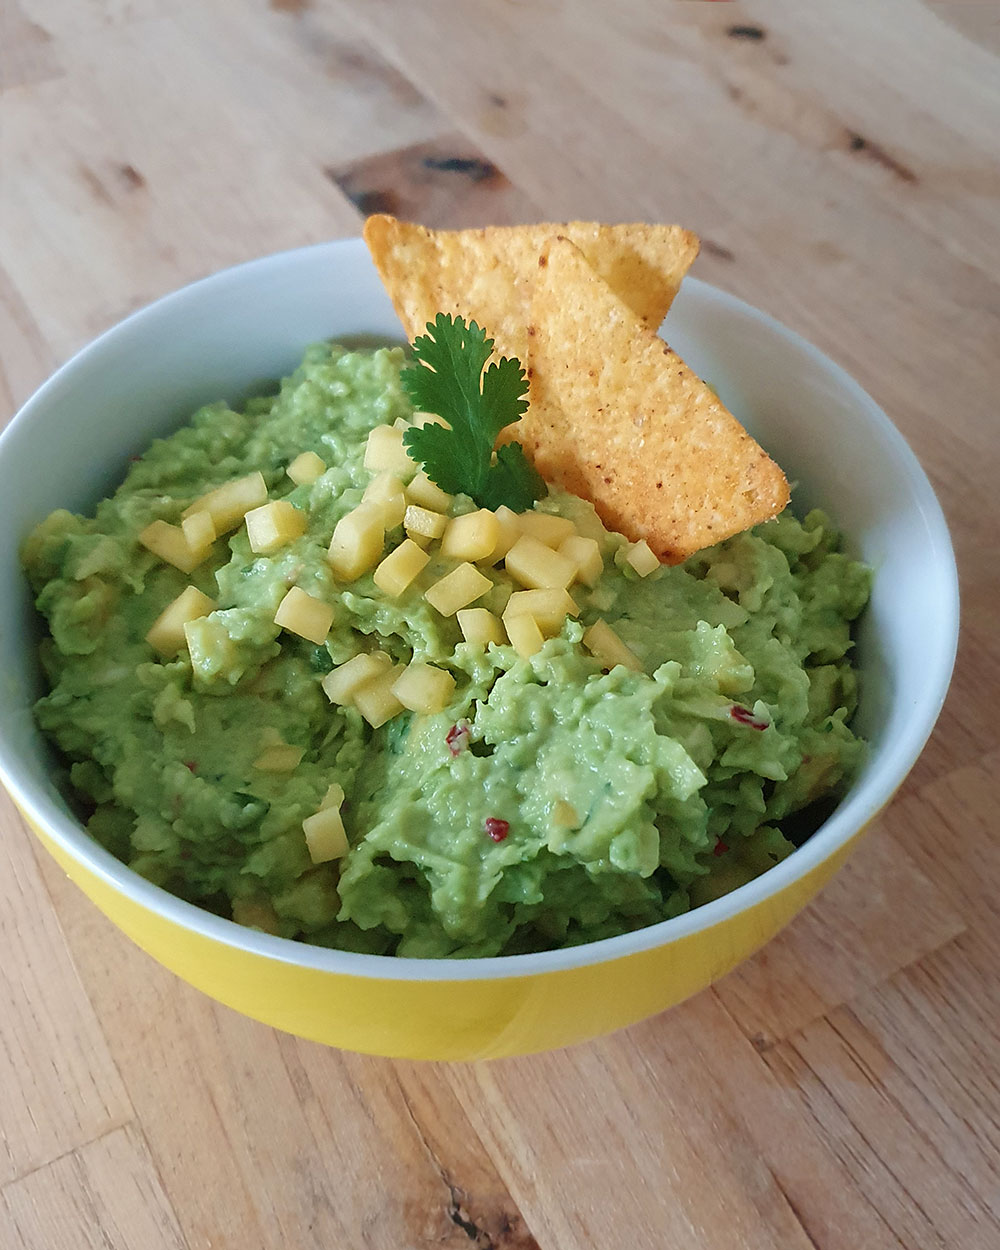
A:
[[526, 235, 789, 562], [363, 215, 699, 360]]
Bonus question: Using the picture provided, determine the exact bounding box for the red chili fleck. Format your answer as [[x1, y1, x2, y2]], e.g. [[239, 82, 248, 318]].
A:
[[446, 722, 470, 756], [713, 840, 729, 857], [730, 705, 768, 731], [485, 817, 509, 843], [183, 760, 197, 773]]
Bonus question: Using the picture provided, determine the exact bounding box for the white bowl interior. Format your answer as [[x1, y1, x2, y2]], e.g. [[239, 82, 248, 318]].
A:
[[0, 239, 958, 979]]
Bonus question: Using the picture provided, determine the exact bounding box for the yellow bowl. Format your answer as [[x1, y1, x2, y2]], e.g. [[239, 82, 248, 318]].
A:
[[0, 240, 958, 1059]]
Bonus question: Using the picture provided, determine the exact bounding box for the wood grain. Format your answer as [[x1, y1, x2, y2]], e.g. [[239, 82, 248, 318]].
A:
[[2, 1, 999, 1246]]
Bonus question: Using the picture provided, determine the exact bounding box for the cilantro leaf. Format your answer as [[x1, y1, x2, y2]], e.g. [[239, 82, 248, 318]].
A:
[[481, 442, 548, 512], [401, 314, 545, 511]]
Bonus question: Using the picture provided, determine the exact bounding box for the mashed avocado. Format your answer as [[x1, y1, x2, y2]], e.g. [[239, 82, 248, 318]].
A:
[[22, 343, 870, 957]]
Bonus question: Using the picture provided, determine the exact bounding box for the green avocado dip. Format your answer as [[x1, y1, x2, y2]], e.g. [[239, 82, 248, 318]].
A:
[[22, 343, 871, 958]]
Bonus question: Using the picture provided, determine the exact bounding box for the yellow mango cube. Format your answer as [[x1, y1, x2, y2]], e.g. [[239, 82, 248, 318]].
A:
[[245, 499, 308, 555], [138, 520, 202, 574], [504, 535, 575, 591], [391, 662, 456, 715], [363, 473, 407, 529], [504, 588, 579, 635], [625, 540, 661, 577], [353, 665, 406, 728], [364, 424, 416, 477], [373, 539, 430, 597], [182, 471, 268, 534], [406, 471, 453, 512], [404, 504, 448, 541], [582, 619, 643, 673], [320, 781, 345, 810], [485, 505, 522, 563], [273, 586, 334, 644], [552, 799, 580, 829], [252, 743, 305, 772], [145, 585, 216, 657], [321, 651, 392, 706], [287, 451, 326, 486], [502, 610, 545, 659], [327, 502, 385, 580], [441, 509, 500, 562], [303, 805, 349, 863], [456, 608, 506, 648], [559, 534, 604, 587], [518, 511, 576, 548], [424, 562, 493, 616], [180, 510, 217, 562]]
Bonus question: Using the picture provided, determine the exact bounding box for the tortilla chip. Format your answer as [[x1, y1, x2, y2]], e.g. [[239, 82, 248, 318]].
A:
[[363, 214, 699, 360], [527, 235, 789, 562]]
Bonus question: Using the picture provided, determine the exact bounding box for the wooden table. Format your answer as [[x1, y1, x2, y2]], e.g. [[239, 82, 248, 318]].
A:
[[2, 3, 999, 1246]]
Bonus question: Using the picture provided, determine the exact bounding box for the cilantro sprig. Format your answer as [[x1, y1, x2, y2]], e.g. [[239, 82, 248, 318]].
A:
[[401, 314, 546, 512]]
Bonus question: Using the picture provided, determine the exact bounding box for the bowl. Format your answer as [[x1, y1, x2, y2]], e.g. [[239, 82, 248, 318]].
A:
[[0, 238, 958, 1060]]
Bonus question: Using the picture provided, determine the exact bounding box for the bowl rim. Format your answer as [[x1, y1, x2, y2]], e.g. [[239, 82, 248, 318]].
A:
[[0, 238, 960, 983]]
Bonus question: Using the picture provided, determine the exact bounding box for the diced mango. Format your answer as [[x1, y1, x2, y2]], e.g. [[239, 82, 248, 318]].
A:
[[373, 539, 430, 597], [582, 619, 643, 673], [518, 511, 576, 548], [441, 509, 500, 563], [552, 800, 580, 829], [245, 499, 308, 554], [182, 471, 268, 534], [321, 651, 392, 706], [253, 743, 305, 771], [504, 588, 579, 635], [559, 534, 604, 587], [180, 510, 217, 562], [406, 471, 453, 512], [502, 610, 545, 659], [273, 586, 335, 644], [363, 473, 407, 529], [327, 502, 385, 580], [364, 424, 415, 477], [391, 662, 456, 715], [353, 665, 406, 728], [485, 505, 522, 563], [303, 805, 349, 863], [625, 540, 661, 577], [138, 520, 202, 574], [320, 781, 345, 810], [145, 585, 216, 657], [424, 562, 493, 616], [287, 451, 326, 486], [404, 504, 447, 541], [457, 607, 506, 648], [504, 535, 575, 591]]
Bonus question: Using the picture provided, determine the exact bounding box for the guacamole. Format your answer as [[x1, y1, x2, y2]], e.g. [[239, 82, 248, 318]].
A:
[[22, 344, 870, 957]]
